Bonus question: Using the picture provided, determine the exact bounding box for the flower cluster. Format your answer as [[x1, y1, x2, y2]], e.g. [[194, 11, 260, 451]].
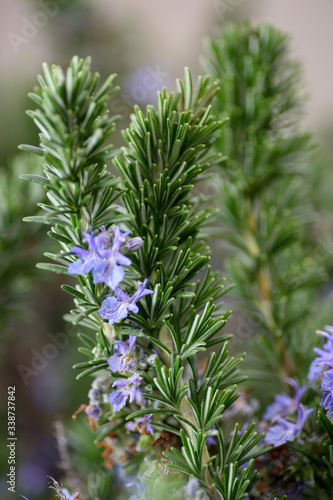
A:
[[308, 327, 333, 419], [69, 226, 154, 327], [108, 335, 156, 374], [107, 343, 156, 415], [68, 226, 142, 290], [264, 378, 312, 447], [107, 334, 156, 416], [70, 228, 154, 415]]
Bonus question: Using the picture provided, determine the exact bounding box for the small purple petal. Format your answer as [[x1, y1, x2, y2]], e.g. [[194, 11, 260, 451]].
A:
[[128, 303, 139, 314], [265, 418, 297, 447], [112, 378, 129, 389], [110, 305, 130, 324], [109, 390, 128, 412], [92, 260, 111, 284], [113, 340, 130, 356], [115, 287, 130, 301], [146, 423, 154, 435], [108, 265, 126, 290], [132, 279, 154, 302], [322, 369, 333, 393], [108, 355, 122, 372], [71, 246, 90, 260], [321, 391, 333, 412], [263, 378, 307, 421], [128, 336, 137, 349], [116, 252, 132, 266], [207, 436, 216, 445], [128, 385, 137, 404], [112, 226, 131, 252], [265, 403, 312, 447], [98, 296, 118, 318], [68, 259, 86, 275], [109, 373, 143, 412], [296, 404, 313, 430]]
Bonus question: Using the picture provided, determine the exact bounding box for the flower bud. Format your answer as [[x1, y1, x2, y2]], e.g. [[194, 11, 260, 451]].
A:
[[124, 236, 143, 252], [88, 388, 101, 401], [92, 377, 109, 391], [85, 404, 102, 419], [92, 346, 103, 358], [138, 360, 147, 370], [126, 358, 138, 372], [147, 354, 157, 366]]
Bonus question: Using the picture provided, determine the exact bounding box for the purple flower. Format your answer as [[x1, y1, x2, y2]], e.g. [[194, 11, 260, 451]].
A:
[[68, 226, 133, 290], [264, 403, 313, 447], [263, 378, 307, 421], [321, 369, 333, 418], [108, 335, 139, 373], [126, 414, 154, 435], [98, 278, 154, 326], [68, 227, 110, 276], [308, 328, 333, 383], [109, 373, 144, 412], [92, 226, 132, 290]]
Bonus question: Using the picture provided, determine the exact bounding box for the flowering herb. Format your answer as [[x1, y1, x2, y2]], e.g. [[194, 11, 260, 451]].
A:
[[18, 18, 333, 500], [108, 335, 140, 373], [263, 378, 307, 421], [23, 55, 266, 500], [68, 226, 133, 291], [203, 21, 333, 499], [98, 279, 154, 326], [264, 404, 313, 447], [92, 226, 132, 290], [68, 228, 110, 276], [109, 373, 144, 412]]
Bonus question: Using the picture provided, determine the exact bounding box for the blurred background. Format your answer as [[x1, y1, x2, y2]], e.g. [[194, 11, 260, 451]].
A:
[[0, 0, 332, 498]]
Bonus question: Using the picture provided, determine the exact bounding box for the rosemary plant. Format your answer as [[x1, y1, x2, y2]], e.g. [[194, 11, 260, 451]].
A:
[[204, 22, 333, 499], [22, 57, 265, 500], [204, 22, 327, 388]]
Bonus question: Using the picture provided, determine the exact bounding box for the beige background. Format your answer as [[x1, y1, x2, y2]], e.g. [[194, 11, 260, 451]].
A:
[[1, 0, 332, 157]]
